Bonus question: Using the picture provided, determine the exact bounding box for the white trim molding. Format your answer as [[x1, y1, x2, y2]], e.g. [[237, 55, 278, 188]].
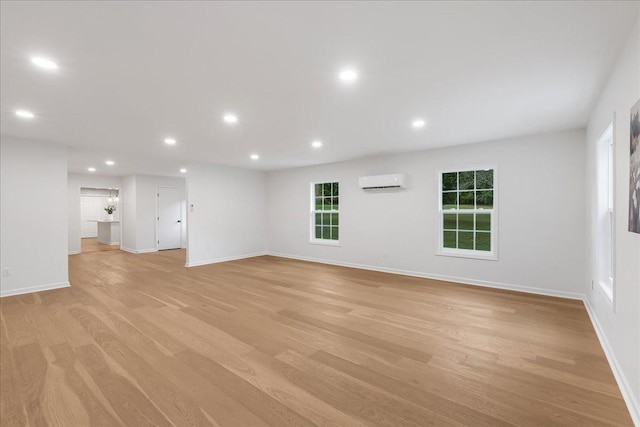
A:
[[68, 250, 81, 255], [186, 251, 267, 268], [121, 247, 158, 254], [267, 252, 584, 300], [584, 299, 640, 425], [0, 281, 70, 298]]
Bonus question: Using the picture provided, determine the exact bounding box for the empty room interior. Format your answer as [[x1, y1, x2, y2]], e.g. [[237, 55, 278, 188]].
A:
[[1, 1, 640, 426]]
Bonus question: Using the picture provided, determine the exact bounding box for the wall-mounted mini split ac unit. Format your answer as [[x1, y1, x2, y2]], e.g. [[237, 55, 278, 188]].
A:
[[358, 173, 407, 190]]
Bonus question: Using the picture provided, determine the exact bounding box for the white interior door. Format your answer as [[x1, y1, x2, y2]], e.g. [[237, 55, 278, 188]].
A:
[[158, 187, 182, 250]]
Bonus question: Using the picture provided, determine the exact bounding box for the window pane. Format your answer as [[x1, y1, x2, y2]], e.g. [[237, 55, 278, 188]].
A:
[[322, 213, 331, 226], [315, 213, 322, 226], [315, 184, 323, 197], [442, 172, 457, 191], [476, 232, 491, 251], [315, 226, 322, 239], [458, 231, 474, 249], [442, 192, 457, 209], [331, 213, 339, 226], [439, 169, 496, 256], [476, 213, 491, 231], [459, 171, 474, 190], [323, 183, 332, 196], [443, 231, 456, 248], [331, 227, 339, 240], [322, 226, 331, 239], [332, 182, 339, 196], [315, 197, 323, 210], [459, 191, 474, 209], [459, 213, 474, 230], [333, 197, 339, 209], [323, 198, 332, 210], [476, 169, 493, 189], [443, 213, 457, 230], [476, 190, 493, 209]]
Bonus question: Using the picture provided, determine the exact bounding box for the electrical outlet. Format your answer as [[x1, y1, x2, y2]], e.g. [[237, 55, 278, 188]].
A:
[[2, 268, 12, 277]]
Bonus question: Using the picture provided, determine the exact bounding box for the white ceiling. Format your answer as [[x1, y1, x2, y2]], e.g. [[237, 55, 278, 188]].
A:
[[1, 1, 638, 175]]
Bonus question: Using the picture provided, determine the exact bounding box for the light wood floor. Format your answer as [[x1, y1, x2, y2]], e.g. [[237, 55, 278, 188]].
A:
[[0, 250, 632, 426], [81, 237, 120, 254]]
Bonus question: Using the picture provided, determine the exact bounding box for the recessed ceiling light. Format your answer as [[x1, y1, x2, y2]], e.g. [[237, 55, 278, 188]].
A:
[[88, 167, 96, 172], [180, 168, 187, 173], [311, 140, 323, 148], [31, 56, 59, 71], [223, 114, 238, 124], [250, 154, 259, 160], [412, 119, 426, 129], [15, 110, 35, 119], [338, 68, 358, 83], [164, 138, 177, 145], [105, 160, 115, 166]]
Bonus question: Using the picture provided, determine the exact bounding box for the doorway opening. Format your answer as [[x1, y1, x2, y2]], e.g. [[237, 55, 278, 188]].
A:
[[80, 187, 120, 253], [157, 186, 186, 251]]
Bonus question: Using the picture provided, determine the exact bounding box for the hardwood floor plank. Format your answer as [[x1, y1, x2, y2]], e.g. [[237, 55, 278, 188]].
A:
[[309, 349, 512, 427], [49, 343, 124, 426], [74, 343, 174, 427], [0, 313, 27, 426], [70, 307, 215, 427], [105, 311, 272, 427], [279, 309, 435, 364], [0, 250, 633, 426], [267, 349, 461, 426], [176, 349, 315, 427], [13, 342, 48, 426]]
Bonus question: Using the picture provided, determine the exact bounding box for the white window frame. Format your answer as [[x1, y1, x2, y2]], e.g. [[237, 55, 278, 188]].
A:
[[309, 181, 340, 247], [596, 124, 615, 305], [436, 166, 498, 260]]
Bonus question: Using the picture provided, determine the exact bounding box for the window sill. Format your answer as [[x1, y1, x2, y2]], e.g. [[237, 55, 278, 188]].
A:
[[436, 249, 497, 261], [597, 280, 614, 303], [309, 239, 341, 247]]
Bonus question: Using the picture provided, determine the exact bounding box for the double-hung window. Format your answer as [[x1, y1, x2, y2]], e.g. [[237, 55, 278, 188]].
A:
[[438, 168, 497, 259], [310, 182, 339, 245], [596, 124, 614, 303]]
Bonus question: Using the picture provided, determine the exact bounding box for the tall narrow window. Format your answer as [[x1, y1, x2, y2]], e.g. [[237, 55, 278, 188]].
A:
[[438, 168, 497, 259], [596, 124, 614, 302], [311, 182, 339, 245]]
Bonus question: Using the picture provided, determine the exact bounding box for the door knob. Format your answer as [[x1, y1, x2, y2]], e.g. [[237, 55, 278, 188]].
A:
[[177, 220, 181, 223]]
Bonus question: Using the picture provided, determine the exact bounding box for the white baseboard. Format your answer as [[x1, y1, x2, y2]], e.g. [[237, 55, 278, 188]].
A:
[[136, 248, 157, 254], [267, 252, 584, 300], [121, 247, 157, 254], [68, 250, 81, 255], [186, 251, 267, 267], [0, 281, 70, 298], [584, 299, 640, 426]]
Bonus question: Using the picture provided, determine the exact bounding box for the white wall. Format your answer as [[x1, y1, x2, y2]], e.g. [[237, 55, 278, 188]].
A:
[[121, 174, 186, 253], [135, 175, 186, 251], [186, 163, 266, 266], [68, 173, 122, 254], [585, 17, 640, 424], [1, 137, 69, 297], [121, 175, 137, 251], [266, 129, 586, 297]]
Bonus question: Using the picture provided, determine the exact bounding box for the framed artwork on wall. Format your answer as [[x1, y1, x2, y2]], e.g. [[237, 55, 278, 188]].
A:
[[630, 98, 640, 234]]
